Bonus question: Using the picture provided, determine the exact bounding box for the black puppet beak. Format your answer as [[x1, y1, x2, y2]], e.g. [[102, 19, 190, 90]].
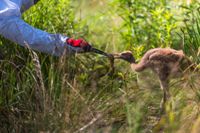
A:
[[90, 47, 114, 59]]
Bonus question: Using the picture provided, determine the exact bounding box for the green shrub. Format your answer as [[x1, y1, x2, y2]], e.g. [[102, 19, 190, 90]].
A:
[[111, 0, 178, 57]]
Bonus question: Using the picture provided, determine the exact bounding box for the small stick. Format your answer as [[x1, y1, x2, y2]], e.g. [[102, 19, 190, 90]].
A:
[[75, 114, 102, 133], [107, 54, 115, 76]]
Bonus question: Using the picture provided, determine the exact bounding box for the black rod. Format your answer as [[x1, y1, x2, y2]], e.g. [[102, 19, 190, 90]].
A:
[[90, 48, 110, 57]]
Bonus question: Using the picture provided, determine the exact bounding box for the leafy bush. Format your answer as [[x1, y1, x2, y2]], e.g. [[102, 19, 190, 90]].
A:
[[111, 0, 178, 57], [23, 0, 75, 35]]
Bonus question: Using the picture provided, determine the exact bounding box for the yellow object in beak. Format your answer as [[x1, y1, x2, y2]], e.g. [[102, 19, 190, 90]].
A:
[[112, 53, 122, 59]]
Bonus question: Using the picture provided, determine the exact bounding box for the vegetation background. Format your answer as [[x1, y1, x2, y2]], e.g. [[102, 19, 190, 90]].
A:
[[0, 0, 200, 132]]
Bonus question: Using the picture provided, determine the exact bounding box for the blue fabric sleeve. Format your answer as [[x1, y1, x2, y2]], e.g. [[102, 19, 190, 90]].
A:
[[0, 0, 77, 56], [0, 16, 71, 56]]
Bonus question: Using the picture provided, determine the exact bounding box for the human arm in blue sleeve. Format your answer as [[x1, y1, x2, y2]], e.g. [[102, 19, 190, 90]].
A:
[[0, 0, 84, 56]]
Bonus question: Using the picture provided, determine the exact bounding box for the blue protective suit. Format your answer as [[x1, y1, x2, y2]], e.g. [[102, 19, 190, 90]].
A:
[[0, 0, 81, 56]]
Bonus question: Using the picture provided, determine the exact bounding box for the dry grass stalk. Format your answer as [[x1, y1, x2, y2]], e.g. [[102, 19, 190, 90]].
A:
[[30, 50, 46, 112], [24, 42, 46, 113]]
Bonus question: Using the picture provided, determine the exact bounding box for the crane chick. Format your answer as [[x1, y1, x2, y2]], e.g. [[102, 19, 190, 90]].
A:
[[113, 48, 190, 113]]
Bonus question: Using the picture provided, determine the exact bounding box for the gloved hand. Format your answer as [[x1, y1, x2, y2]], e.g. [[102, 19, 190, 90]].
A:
[[66, 38, 92, 52]]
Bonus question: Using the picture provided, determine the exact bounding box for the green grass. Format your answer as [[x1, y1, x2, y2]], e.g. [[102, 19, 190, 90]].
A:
[[0, 0, 200, 132]]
